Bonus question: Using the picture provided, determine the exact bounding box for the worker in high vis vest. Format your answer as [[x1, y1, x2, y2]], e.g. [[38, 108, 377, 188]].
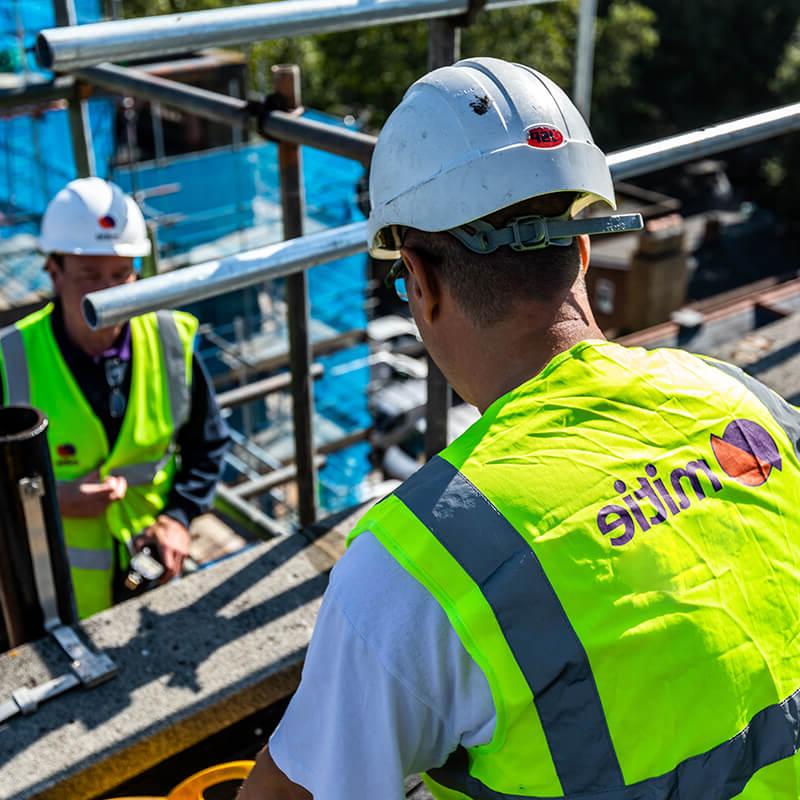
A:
[[0, 178, 230, 619], [238, 59, 800, 800]]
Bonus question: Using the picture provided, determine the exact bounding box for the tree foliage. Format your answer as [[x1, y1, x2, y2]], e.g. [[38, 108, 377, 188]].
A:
[[125, 0, 800, 218]]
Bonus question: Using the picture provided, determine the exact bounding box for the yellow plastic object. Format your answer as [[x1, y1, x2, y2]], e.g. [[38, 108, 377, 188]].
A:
[[167, 760, 255, 800]]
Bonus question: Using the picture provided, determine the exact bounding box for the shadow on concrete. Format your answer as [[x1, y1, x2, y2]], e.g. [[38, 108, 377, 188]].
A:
[[0, 526, 334, 798]]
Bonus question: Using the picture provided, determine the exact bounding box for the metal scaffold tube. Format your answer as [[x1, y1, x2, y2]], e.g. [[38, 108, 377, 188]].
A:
[[423, 17, 458, 458], [608, 102, 800, 180], [37, 0, 557, 71], [84, 102, 800, 331], [83, 222, 366, 330], [273, 63, 319, 527], [76, 64, 252, 128], [71, 64, 377, 163]]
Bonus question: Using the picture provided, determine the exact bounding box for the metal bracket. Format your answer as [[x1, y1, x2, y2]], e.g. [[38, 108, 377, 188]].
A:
[[50, 625, 118, 688], [257, 93, 305, 142], [0, 474, 119, 725], [18, 475, 60, 630], [0, 629, 117, 725]]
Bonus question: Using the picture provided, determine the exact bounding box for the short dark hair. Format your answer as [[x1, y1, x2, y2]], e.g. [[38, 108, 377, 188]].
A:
[[405, 193, 582, 327]]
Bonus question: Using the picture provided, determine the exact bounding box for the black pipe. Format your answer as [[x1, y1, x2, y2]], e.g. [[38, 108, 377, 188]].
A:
[[76, 63, 253, 128], [260, 110, 375, 165], [0, 406, 77, 650]]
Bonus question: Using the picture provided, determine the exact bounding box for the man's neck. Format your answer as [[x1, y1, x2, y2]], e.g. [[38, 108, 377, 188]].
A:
[[458, 300, 605, 413], [53, 300, 125, 359]]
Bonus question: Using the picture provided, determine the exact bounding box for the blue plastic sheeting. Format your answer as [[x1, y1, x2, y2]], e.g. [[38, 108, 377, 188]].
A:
[[0, 0, 114, 241], [0, 0, 114, 307], [113, 146, 260, 256], [0, 100, 115, 231], [113, 114, 369, 512], [0, 0, 101, 75]]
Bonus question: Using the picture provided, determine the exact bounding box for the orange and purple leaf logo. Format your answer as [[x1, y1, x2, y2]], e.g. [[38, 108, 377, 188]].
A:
[[710, 419, 781, 487]]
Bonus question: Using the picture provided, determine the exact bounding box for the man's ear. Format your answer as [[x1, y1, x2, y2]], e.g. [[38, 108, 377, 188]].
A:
[[401, 247, 440, 325], [577, 234, 591, 274], [45, 255, 63, 294]]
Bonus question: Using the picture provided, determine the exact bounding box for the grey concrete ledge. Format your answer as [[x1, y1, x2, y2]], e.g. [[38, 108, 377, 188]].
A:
[[0, 519, 347, 800]]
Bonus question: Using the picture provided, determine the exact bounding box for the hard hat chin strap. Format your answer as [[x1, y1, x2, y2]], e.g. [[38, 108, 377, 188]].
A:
[[448, 213, 644, 254]]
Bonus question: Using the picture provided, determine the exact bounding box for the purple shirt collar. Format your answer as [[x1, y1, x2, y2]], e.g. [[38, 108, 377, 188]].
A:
[[93, 322, 132, 363]]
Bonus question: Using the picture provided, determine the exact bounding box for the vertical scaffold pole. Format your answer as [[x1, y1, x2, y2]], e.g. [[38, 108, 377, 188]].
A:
[[574, 0, 597, 122], [273, 64, 318, 527], [54, 0, 96, 177], [423, 21, 459, 460]]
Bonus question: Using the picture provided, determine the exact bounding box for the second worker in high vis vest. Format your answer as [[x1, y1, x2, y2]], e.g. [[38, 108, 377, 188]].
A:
[[0, 178, 230, 619], [238, 59, 800, 799]]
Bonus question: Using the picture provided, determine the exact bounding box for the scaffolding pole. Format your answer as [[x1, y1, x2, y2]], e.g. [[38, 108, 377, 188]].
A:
[[573, 0, 596, 121], [423, 18, 459, 458], [272, 64, 319, 526], [37, 0, 558, 71], [73, 63, 376, 163], [54, 0, 95, 177]]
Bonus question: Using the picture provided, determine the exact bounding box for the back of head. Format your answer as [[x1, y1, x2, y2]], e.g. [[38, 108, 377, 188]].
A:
[[39, 177, 151, 258], [367, 58, 641, 325]]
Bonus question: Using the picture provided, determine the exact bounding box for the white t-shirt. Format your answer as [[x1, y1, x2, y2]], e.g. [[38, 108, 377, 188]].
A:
[[269, 532, 496, 800]]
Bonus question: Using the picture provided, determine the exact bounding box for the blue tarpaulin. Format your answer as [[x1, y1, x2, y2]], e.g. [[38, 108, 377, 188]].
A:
[[0, 1, 370, 512]]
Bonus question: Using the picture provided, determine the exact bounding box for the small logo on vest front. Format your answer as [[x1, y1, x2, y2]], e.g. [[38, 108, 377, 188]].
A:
[[56, 443, 78, 466]]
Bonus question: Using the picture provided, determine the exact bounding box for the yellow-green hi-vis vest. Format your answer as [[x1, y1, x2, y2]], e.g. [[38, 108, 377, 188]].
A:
[[349, 340, 800, 800], [0, 304, 197, 619]]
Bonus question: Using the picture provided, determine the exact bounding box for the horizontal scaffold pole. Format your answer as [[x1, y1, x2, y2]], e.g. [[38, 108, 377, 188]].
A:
[[77, 63, 251, 127], [74, 64, 377, 163], [608, 102, 800, 181], [84, 222, 367, 330], [83, 101, 800, 331], [37, 0, 557, 71]]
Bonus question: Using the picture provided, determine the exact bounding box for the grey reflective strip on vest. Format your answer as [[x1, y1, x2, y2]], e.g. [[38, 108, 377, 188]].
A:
[[701, 357, 800, 458], [430, 687, 800, 800], [67, 547, 113, 571], [395, 456, 624, 795], [0, 325, 30, 404], [156, 310, 190, 429], [113, 451, 173, 486]]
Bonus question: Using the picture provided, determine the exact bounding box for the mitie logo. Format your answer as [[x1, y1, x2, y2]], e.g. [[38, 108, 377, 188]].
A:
[[597, 419, 779, 547]]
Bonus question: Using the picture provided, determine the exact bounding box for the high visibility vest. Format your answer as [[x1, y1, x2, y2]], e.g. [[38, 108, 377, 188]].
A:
[[0, 304, 197, 619], [349, 340, 800, 799]]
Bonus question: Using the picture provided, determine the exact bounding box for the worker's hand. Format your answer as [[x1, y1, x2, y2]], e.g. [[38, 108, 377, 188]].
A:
[[135, 515, 190, 583], [57, 470, 127, 518]]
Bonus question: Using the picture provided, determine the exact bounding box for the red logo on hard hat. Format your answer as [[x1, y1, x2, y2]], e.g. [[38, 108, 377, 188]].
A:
[[526, 125, 565, 149], [99, 215, 116, 229], [57, 444, 76, 457]]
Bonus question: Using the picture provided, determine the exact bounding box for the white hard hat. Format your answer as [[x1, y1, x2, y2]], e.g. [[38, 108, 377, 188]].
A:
[[368, 57, 626, 259], [38, 177, 151, 258]]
